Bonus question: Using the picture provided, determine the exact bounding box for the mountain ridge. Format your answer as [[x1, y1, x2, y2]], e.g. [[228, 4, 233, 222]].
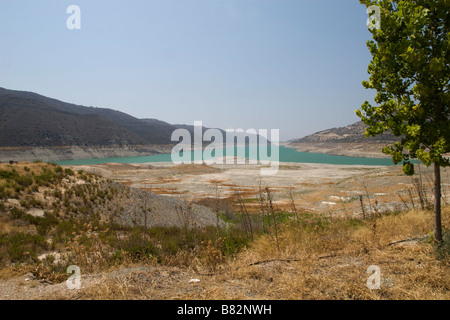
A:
[[290, 121, 399, 144], [0, 87, 233, 149], [287, 121, 401, 159], [0, 87, 173, 147]]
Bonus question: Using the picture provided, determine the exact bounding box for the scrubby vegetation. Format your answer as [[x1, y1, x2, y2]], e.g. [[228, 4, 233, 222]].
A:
[[0, 162, 251, 283]]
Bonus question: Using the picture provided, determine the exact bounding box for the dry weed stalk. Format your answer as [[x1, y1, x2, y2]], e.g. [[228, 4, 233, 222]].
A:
[[200, 238, 225, 274], [211, 182, 222, 245], [65, 223, 112, 273], [174, 202, 197, 247], [234, 189, 254, 241], [397, 191, 410, 211], [257, 178, 270, 234], [288, 187, 300, 226], [265, 186, 281, 252], [363, 181, 374, 217], [359, 194, 367, 219]]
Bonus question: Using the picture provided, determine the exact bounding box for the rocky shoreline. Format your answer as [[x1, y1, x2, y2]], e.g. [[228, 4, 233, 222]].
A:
[[284, 142, 392, 159], [0, 144, 174, 163], [0, 142, 391, 164]]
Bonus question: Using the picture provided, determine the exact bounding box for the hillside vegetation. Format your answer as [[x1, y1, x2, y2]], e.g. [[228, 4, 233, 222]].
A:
[[0, 88, 151, 147], [0, 163, 245, 279], [0, 87, 227, 149]]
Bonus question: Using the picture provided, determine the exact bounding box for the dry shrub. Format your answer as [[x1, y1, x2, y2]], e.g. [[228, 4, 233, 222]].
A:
[[161, 247, 200, 269], [65, 223, 117, 273], [372, 210, 433, 243], [199, 239, 225, 274], [0, 265, 34, 280], [31, 263, 68, 284]]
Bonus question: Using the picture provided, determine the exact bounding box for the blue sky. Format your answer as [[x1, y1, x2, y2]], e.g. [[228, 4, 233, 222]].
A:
[[0, 0, 376, 141]]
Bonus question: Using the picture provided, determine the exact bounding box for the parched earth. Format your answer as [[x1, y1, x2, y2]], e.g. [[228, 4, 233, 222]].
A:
[[65, 161, 450, 219]]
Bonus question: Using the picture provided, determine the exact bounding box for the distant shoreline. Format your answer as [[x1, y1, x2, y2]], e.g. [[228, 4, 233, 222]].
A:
[[0, 143, 394, 164], [0, 144, 174, 163], [283, 142, 392, 159]]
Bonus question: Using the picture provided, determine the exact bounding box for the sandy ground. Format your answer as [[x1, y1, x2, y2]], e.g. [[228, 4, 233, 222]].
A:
[[65, 160, 450, 219]]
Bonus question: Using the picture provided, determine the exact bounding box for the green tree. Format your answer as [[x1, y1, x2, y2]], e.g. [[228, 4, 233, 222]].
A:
[[357, 0, 449, 243]]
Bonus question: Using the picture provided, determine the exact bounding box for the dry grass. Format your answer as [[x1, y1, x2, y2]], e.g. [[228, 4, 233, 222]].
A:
[[29, 207, 449, 300], [227, 207, 450, 300]]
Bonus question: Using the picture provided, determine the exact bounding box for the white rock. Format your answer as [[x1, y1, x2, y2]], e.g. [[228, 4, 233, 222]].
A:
[[27, 208, 45, 217], [38, 252, 63, 265]]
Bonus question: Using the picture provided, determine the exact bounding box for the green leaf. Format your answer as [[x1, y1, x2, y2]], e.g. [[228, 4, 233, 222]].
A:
[[403, 162, 415, 176], [406, 124, 421, 137]]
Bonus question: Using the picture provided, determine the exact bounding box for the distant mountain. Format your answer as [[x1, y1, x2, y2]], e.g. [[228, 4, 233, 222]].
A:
[[0, 87, 271, 151], [290, 121, 399, 144], [142, 120, 265, 145], [0, 87, 180, 147], [1, 87, 233, 149], [139, 119, 219, 138], [171, 123, 226, 137], [286, 121, 401, 158]]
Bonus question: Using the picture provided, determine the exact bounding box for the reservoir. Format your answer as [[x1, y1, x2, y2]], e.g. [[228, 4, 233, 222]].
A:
[[56, 146, 395, 167]]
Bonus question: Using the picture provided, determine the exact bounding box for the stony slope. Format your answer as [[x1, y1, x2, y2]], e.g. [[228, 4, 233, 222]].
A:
[[0, 162, 220, 229]]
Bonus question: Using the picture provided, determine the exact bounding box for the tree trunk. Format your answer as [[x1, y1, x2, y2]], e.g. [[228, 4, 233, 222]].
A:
[[434, 162, 443, 243]]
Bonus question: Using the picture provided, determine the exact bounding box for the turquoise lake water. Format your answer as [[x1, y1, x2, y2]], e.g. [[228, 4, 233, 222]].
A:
[[55, 146, 395, 167]]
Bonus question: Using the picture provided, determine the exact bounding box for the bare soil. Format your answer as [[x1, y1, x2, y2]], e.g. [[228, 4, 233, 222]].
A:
[[65, 161, 450, 219]]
